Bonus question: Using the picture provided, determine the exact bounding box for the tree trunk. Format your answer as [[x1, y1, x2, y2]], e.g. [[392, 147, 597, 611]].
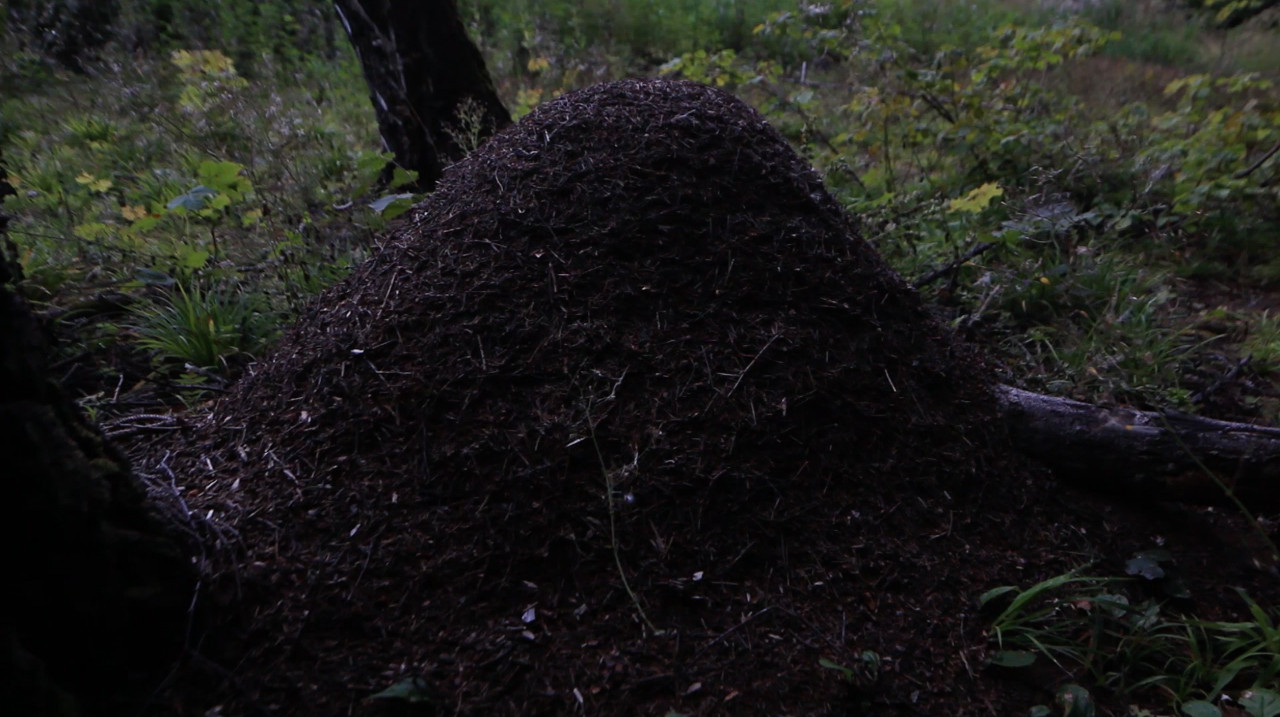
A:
[[996, 384, 1280, 510], [4, 0, 120, 71], [0, 145, 15, 234], [1185, 0, 1280, 29], [333, 0, 512, 191], [1, 241, 196, 714]]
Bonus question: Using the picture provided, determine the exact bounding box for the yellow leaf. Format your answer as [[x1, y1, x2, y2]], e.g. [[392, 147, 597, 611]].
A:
[[121, 204, 149, 221], [947, 182, 1004, 214], [75, 172, 97, 185], [527, 56, 550, 72], [88, 177, 113, 193], [1039, 276, 1051, 285]]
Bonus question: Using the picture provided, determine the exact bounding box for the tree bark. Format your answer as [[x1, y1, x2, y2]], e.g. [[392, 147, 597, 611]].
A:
[[996, 384, 1280, 509], [4, 0, 120, 71], [0, 145, 14, 235], [1185, 0, 1280, 29], [333, 0, 512, 191], [1, 238, 196, 714]]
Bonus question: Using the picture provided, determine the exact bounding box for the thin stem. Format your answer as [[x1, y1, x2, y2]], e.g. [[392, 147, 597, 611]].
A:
[[588, 420, 660, 636]]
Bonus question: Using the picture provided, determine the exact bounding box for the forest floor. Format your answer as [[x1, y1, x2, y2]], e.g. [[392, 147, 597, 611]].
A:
[[3, 1, 1279, 715], [120, 79, 1280, 717]]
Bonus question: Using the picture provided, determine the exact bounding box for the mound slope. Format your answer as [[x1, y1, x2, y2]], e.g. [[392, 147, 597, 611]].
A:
[[165, 79, 1107, 714]]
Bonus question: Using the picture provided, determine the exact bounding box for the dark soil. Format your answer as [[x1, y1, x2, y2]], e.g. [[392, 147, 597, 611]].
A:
[[131, 79, 1280, 716]]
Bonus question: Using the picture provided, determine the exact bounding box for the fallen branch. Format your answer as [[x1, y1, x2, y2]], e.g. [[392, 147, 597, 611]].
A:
[[995, 384, 1280, 509], [914, 241, 998, 288], [1235, 137, 1280, 180]]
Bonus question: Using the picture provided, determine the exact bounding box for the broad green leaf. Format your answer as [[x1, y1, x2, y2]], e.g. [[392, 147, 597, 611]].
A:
[[197, 161, 251, 197], [1242, 689, 1280, 717], [179, 249, 210, 270], [198, 161, 242, 185], [73, 222, 110, 240], [1181, 701, 1222, 717], [133, 267, 175, 286], [948, 182, 1004, 214], [128, 216, 161, 233], [167, 185, 218, 212], [989, 651, 1036, 668], [369, 677, 432, 703], [389, 166, 419, 190], [1056, 683, 1095, 717], [357, 151, 392, 176], [206, 193, 232, 212], [370, 193, 416, 219]]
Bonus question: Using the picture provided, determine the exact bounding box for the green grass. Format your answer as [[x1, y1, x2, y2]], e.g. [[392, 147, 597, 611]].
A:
[[1082, 0, 1207, 67], [982, 562, 1280, 716], [462, 0, 794, 65], [131, 282, 274, 370]]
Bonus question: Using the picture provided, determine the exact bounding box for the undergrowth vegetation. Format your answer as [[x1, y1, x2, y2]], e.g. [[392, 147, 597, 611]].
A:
[[982, 557, 1280, 717], [656, 0, 1280, 418], [2, 0, 1279, 713], [3, 0, 1276, 417]]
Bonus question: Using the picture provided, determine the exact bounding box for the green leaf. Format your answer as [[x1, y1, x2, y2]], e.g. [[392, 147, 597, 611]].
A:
[[1242, 689, 1280, 717], [205, 193, 232, 212], [133, 267, 175, 286], [197, 160, 250, 195], [1134, 549, 1173, 563], [179, 249, 210, 270], [979, 585, 1018, 607], [989, 650, 1036, 668], [369, 193, 416, 219], [389, 166, 419, 190], [128, 215, 162, 233], [167, 185, 218, 212], [819, 657, 854, 681], [1181, 701, 1222, 717], [73, 222, 111, 240], [1056, 683, 1095, 717], [369, 677, 432, 704], [356, 151, 391, 176], [948, 182, 1004, 214]]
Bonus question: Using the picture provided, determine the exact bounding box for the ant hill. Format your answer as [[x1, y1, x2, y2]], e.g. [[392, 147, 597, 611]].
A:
[[169, 78, 1084, 714]]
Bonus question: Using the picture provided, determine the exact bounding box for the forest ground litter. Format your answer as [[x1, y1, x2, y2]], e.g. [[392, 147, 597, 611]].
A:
[[130, 78, 1279, 716]]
